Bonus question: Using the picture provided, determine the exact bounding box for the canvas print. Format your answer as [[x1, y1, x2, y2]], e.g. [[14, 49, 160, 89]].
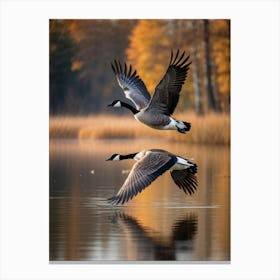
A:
[[49, 19, 230, 262]]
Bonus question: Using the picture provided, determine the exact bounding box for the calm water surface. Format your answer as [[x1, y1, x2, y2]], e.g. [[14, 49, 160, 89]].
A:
[[50, 139, 230, 262]]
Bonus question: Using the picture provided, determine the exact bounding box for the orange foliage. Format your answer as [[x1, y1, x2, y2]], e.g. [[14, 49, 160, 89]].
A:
[[211, 20, 230, 96], [126, 20, 171, 93]]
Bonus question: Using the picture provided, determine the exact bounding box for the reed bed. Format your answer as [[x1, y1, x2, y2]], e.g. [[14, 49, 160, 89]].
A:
[[50, 112, 230, 145]]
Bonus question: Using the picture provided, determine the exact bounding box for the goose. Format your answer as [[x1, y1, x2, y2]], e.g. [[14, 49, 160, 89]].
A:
[[109, 50, 192, 134], [106, 149, 198, 205]]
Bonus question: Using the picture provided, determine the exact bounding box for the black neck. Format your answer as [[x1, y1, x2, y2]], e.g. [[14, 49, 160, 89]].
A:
[[119, 153, 137, 160], [120, 101, 139, 115]]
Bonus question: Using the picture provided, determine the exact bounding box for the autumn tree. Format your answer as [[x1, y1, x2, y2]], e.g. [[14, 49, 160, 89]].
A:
[[170, 19, 230, 113], [126, 20, 171, 93], [170, 20, 204, 114], [67, 19, 137, 113], [49, 20, 77, 114], [50, 19, 137, 114], [49, 19, 230, 115], [126, 19, 197, 112], [203, 19, 220, 112], [210, 20, 230, 112]]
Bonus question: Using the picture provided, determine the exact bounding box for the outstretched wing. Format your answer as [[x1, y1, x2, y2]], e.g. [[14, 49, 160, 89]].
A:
[[111, 60, 151, 110], [170, 169, 198, 195], [147, 50, 191, 115], [108, 151, 176, 205]]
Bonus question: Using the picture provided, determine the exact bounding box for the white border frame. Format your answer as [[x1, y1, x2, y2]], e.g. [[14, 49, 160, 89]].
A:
[[1, 0, 279, 279]]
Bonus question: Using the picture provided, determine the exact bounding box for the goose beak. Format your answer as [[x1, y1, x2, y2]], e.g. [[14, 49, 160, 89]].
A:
[[107, 103, 113, 107], [105, 157, 112, 161]]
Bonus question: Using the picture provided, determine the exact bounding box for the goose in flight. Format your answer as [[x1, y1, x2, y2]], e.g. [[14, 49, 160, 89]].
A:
[[106, 149, 198, 205], [109, 50, 192, 134]]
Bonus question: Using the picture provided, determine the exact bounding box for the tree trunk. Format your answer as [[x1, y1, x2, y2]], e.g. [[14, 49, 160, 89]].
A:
[[210, 56, 221, 112], [192, 50, 203, 115], [203, 19, 217, 112]]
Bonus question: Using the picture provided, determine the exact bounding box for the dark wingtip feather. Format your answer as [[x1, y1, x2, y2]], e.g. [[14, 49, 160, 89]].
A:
[[124, 62, 127, 75], [111, 62, 116, 74], [173, 49, 180, 64], [183, 175, 198, 195], [174, 50, 186, 66], [170, 170, 198, 196], [177, 55, 191, 67], [107, 196, 119, 206], [108, 193, 130, 206], [169, 50, 174, 65], [118, 61, 123, 73], [131, 69, 137, 79], [128, 64, 132, 76], [114, 59, 119, 73], [168, 49, 192, 69]]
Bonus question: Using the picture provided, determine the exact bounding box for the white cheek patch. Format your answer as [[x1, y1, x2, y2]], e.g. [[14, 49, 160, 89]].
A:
[[114, 101, 121, 108], [113, 155, 120, 160]]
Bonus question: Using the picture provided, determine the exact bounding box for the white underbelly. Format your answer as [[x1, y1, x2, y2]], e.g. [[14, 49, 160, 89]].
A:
[[172, 163, 188, 170], [162, 117, 177, 130], [163, 117, 186, 130], [172, 157, 193, 170]]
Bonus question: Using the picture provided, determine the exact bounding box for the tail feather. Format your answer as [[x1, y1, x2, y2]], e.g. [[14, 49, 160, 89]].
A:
[[183, 121, 191, 131], [188, 163, 197, 174], [176, 121, 191, 134]]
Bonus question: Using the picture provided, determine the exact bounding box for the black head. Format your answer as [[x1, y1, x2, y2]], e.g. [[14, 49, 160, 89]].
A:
[[106, 152, 138, 161]]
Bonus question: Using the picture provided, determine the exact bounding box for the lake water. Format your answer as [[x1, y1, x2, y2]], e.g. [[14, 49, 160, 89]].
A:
[[50, 139, 230, 262]]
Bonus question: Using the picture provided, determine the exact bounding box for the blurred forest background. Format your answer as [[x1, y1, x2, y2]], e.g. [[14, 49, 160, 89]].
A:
[[50, 19, 230, 115], [49, 19, 230, 144]]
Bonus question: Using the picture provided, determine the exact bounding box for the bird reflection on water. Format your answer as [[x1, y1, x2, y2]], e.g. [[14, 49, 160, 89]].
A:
[[110, 211, 198, 261], [49, 139, 230, 261]]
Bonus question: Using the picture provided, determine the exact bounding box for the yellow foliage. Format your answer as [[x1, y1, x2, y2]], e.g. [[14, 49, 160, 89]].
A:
[[211, 20, 230, 96], [126, 20, 171, 93]]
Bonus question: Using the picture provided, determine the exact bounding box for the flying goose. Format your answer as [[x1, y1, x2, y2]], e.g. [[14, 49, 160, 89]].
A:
[[109, 50, 192, 134], [106, 149, 198, 205]]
